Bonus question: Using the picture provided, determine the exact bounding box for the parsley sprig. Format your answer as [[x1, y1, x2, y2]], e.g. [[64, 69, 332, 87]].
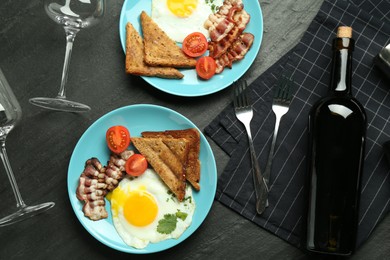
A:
[[157, 211, 189, 234], [205, 0, 220, 13]]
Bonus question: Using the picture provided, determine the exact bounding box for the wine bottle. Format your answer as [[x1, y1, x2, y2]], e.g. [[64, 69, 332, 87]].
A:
[[305, 26, 367, 256]]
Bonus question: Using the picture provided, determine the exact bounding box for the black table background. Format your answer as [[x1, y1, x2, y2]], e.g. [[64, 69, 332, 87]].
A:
[[0, 1, 389, 259]]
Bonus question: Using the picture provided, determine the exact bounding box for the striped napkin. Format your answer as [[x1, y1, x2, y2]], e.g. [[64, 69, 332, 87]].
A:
[[204, 0, 390, 249]]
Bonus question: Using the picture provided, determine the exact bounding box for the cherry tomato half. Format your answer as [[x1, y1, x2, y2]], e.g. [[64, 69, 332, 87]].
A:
[[106, 126, 131, 154], [196, 56, 216, 80], [182, 32, 208, 57], [125, 154, 148, 176]]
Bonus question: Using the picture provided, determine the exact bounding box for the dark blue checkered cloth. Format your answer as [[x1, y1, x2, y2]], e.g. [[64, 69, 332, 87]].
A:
[[204, 0, 390, 249]]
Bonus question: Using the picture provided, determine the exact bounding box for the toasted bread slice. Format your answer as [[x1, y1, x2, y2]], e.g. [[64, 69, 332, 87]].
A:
[[125, 22, 183, 79], [142, 128, 201, 190], [161, 138, 190, 166], [131, 137, 186, 201], [140, 11, 197, 68]]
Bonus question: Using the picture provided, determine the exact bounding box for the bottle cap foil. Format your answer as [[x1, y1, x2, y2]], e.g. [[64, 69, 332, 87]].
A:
[[337, 26, 353, 38]]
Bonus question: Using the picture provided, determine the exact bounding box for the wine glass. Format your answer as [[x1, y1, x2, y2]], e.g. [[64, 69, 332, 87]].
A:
[[0, 68, 55, 227], [29, 0, 105, 113]]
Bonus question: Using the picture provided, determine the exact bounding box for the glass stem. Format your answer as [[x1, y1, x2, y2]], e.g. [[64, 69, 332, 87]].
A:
[[0, 139, 26, 209], [57, 28, 78, 99]]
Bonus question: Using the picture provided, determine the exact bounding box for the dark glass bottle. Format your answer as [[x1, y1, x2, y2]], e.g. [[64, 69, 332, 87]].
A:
[[305, 26, 367, 256]]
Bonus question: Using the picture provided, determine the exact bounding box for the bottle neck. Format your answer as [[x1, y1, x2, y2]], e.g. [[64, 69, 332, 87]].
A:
[[329, 38, 354, 94]]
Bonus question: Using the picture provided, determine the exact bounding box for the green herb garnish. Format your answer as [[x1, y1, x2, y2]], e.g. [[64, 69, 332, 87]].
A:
[[156, 211, 189, 234], [206, 0, 220, 13], [176, 210, 188, 221], [183, 196, 192, 204], [157, 214, 177, 234]]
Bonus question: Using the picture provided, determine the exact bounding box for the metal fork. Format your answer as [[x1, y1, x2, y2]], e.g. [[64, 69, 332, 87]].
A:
[[263, 74, 293, 206], [233, 80, 268, 214]]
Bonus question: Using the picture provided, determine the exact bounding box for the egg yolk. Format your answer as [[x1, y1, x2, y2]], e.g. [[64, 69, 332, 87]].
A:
[[123, 190, 158, 227], [167, 0, 198, 17]]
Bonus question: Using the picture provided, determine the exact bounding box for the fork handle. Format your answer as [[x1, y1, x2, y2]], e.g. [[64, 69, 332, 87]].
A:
[[264, 114, 282, 183], [243, 121, 269, 214], [262, 113, 283, 207]]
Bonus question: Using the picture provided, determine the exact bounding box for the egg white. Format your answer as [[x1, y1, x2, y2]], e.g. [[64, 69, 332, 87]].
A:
[[110, 169, 195, 249], [151, 0, 223, 43]]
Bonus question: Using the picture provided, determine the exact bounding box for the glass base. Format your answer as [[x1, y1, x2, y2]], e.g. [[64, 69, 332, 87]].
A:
[[29, 97, 91, 113], [0, 202, 55, 227]]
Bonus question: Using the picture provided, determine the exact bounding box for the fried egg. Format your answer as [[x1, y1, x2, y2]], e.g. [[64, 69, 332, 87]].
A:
[[110, 169, 195, 249], [151, 0, 223, 43]]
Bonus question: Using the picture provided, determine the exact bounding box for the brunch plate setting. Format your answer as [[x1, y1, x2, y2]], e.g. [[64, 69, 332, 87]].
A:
[[119, 0, 263, 97], [67, 104, 217, 254]]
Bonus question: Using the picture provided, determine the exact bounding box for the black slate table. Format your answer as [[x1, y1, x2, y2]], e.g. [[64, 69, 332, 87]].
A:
[[0, 1, 389, 259]]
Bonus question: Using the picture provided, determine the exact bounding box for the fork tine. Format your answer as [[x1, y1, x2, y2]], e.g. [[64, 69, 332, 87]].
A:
[[274, 79, 282, 99], [285, 81, 293, 101], [241, 80, 249, 107], [281, 82, 289, 100], [274, 75, 292, 102], [233, 80, 249, 109], [285, 83, 292, 100], [234, 81, 241, 108], [233, 82, 239, 108], [239, 80, 248, 108]]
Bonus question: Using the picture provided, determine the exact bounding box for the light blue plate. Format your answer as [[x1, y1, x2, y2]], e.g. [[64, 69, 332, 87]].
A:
[[67, 104, 217, 253], [119, 0, 263, 97]]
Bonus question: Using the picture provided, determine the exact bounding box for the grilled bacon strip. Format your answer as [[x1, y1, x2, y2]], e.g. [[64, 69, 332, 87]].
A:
[[218, 0, 244, 16], [204, 0, 253, 74], [208, 26, 240, 59], [215, 33, 254, 73], [205, 14, 236, 42], [82, 199, 108, 221], [76, 150, 134, 221], [204, 0, 244, 42]]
